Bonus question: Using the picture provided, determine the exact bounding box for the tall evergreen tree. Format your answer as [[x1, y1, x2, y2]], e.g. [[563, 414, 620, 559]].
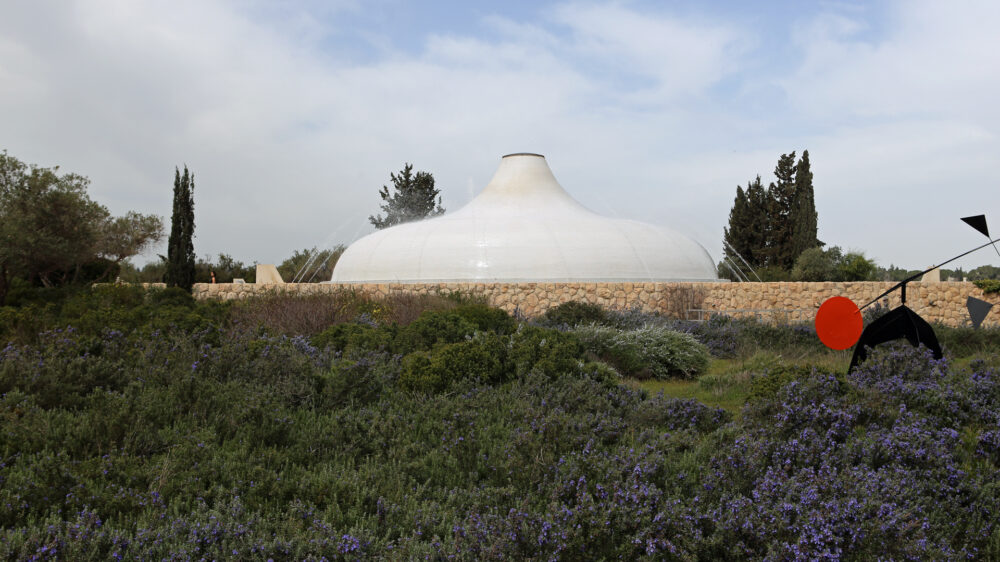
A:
[[369, 163, 444, 229], [165, 166, 195, 291], [746, 177, 770, 267], [722, 184, 751, 274], [766, 151, 798, 269], [722, 150, 820, 276], [723, 176, 768, 269], [789, 150, 820, 259]]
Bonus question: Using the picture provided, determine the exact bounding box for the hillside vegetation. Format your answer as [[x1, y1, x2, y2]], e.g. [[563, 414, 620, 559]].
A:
[[2, 289, 1000, 559]]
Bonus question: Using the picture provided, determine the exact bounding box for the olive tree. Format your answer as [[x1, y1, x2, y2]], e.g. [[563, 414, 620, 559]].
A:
[[0, 151, 163, 304]]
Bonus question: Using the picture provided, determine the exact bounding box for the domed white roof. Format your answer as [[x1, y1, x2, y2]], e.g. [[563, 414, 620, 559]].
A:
[[331, 154, 718, 283]]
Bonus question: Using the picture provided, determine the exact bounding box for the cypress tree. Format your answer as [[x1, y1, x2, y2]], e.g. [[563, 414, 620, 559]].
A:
[[745, 176, 769, 267], [722, 151, 820, 276], [789, 150, 819, 258], [766, 152, 798, 269], [723, 184, 751, 267], [165, 168, 182, 287], [166, 166, 195, 291], [182, 168, 195, 289]]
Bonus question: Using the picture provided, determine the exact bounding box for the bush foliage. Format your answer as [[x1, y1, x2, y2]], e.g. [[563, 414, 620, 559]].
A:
[[572, 323, 710, 379], [537, 300, 608, 328], [974, 279, 1000, 294], [2, 292, 1000, 558]]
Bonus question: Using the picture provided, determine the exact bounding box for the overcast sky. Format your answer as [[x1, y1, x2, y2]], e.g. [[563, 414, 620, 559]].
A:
[[3, 0, 999, 273]]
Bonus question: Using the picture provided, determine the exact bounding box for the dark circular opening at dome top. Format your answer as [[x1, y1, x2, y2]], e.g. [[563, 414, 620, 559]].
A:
[[502, 152, 545, 158]]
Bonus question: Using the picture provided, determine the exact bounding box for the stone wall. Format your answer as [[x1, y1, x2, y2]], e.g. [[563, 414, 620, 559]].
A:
[[700, 281, 1000, 327], [191, 281, 1000, 328]]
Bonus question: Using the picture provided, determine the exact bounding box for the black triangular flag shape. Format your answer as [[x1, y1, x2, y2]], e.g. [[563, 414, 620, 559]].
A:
[[968, 296, 994, 329], [962, 215, 990, 238]]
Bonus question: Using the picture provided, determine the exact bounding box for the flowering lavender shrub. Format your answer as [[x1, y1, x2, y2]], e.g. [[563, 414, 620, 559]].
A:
[[976, 429, 1000, 464], [849, 343, 976, 426], [687, 314, 743, 358], [3, 296, 1000, 559], [631, 394, 731, 432]]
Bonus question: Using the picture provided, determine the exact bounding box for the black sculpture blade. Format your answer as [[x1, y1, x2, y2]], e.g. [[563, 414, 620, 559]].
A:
[[968, 296, 994, 329], [962, 215, 990, 237], [961, 214, 1000, 259], [849, 305, 942, 372]]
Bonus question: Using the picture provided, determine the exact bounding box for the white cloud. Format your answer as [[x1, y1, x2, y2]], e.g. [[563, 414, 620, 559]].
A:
[[1, 0, 998, 273], [786, 0, 1000, 124], [543, 3, 750, 108], [769, 0, 1000, 268]]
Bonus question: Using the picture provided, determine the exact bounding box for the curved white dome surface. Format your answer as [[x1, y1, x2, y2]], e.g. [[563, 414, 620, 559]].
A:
[[332, 154, 718, 283]]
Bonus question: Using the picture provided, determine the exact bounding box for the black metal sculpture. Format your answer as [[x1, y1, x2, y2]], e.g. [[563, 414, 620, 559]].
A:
[[819, 215, 998, 372]]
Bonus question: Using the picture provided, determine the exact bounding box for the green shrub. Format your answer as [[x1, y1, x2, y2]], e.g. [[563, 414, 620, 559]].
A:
[[146, 286, 196, 307], [722, 317, 826, 357], [312, 322, 395, 355], [935, 325, 1000, 358], [580, 360, 621, 388], [2, 278, 76, 308], [756, 265, 792, 281], [572, 324, 710, 379], [509, 325, 583, 378], [792, 247, 837, 281], [747, 363, 818, 402], [399, 334, 508, 392], [537, 301, 607, 328], [435, 336, 507, 383], [452, 303, 517, 334], [393, 310, 477, 354], [0, 303, 56, 343], [974, 279, 1000, 294], [398, 323, 588, 393], [0, 284, 229, 344], [399, 350, 438, 391], [314, 352, 398, 407]]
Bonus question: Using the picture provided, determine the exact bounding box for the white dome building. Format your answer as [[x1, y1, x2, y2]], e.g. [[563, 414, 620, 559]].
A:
[[331, 153, 718, 283]]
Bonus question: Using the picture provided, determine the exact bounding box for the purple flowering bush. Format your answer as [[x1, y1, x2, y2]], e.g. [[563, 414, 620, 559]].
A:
[[2, 295, 1000, 559]]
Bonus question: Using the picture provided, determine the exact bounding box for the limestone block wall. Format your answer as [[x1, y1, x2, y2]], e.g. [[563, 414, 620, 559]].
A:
[[191, 281, 1000, 328], [700, 281, 1000, 327]]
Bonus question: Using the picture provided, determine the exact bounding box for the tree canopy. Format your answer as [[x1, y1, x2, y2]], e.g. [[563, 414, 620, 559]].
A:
[[98, 211, 164, 279], [789, 151, 819, 261], [791, 246, 878, 282], [722, 150, 820, 278], [369, 163, 444, 230], [0, 151, 163, 305], [723, 175, 769, 273], [277, 246, 346, 283], [196, 253, 256, 284], [165, 166, 195, 292]]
